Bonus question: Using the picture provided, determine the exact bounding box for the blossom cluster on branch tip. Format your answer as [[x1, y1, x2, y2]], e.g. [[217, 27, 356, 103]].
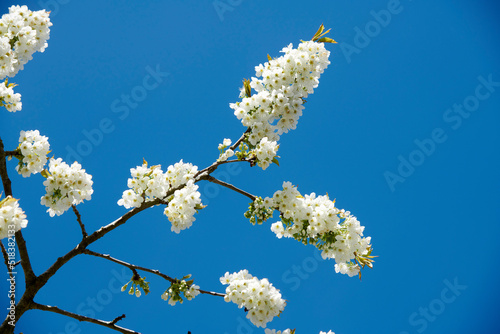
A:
[[0, 5, 52, 79], [40, 158, 94, 217], [217, 138, 235, 162], [220, 270, 286, 328], [161, 276, 200, 306], [11, 130, 50, 177], [229, 41, 330, 169], [0, 79, 21, 112], [121, 275, 150, 298], [0, 196, 27, 239], [118, 160, 204, 233], [245, 181, 375, 278]]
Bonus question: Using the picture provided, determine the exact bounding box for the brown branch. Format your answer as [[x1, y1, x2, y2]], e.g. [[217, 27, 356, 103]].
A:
[[199, 289, 225, 297], [1, 241, 14, 281], [110, 314, 126, 326], [0, 136, 13, 196], [31, 303, 139, 334], [83, 249, 176, 283], [5, 150, 20, 157], [3, 140, 232, 329], [72, 205, 87, 238], [82, 249, 225, 297], [230, 127, 251, 151], [201, 175, 256, 201], [0, 136, 36, 285]]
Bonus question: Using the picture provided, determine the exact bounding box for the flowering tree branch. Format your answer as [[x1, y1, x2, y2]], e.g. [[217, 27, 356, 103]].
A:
[[31, 303, 138, 334], [0, 136, 36, 285], [0, 7, 368, 333], [82, 249, 225, 297]]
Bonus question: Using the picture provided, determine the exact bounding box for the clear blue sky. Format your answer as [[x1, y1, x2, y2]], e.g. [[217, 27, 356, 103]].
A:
[[1, 0, 500, 333]]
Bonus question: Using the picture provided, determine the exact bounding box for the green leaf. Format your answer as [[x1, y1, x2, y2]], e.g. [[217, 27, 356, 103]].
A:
[[317, 37, 337, 44], [312, 24, 325, 40], [272, 157, 280, 166], [267, 54, 272, 61]]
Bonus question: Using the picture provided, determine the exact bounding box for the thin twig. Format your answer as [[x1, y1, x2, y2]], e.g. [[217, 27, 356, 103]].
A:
[[110, 314, 126, 326], [82, 249, 225, 297], [202, 175, 256, 201], [31, 303, 139, 334], [230, 127, 251, 151], [72, 205, 87, 238], [199, 289, 225, 297], [83, 249, 176, 283]]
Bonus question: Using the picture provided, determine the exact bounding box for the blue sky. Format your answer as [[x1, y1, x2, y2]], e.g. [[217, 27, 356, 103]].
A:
[[1, 0, 500, 333]]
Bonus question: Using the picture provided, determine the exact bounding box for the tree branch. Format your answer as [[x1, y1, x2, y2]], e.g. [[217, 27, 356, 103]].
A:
[[0, 136, 36, 285], [5, 150, 20, 157], [82, 249, 225, 297], [0, 136, 13, 196], [1, 241, 14, 280], [72, 205, 87, 238], [201, 175, 256, 201], [31, 303, 139, 334], [230, 127, 251, 151]]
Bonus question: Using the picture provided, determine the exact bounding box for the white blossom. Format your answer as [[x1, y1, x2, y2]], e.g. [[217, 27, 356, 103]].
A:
[[40, 158, 93, 217], [254, 181, 373, 277], [15, 130, 49, 177], [0, 5, 52, 79], [253, 137, 278, 170], [117, 163, 167, 208], [164, 180, 202, 233], [0, 80, 21, 112], [265, 330, 293, 334], [0, 196, 27, 239], [230, 41, 330, 147], [220, 270, 286, 328], [165, 160, 198, 188]]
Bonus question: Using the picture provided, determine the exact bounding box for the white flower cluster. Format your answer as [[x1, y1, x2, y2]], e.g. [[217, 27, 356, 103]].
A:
[[0, 5, 52, 79], [230, 41, 330, 148], [265, 329, 293, 334], [165, 160, 198, 188], [164, 180, 202, 233], [14, 130, 50, 177], [262, 182, 373, 278], [40, 158, 93, 217], [0, 80, 21, 112], [117, 163, 167, 209], [0, 196, 27, 239], [220, 270, 286, 328], [254, 137, 279, 170], [118, 160, 203, 233], [161, 279, 200, 306], [118, 160, 199, 209], [217, 138, 235, 162]]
